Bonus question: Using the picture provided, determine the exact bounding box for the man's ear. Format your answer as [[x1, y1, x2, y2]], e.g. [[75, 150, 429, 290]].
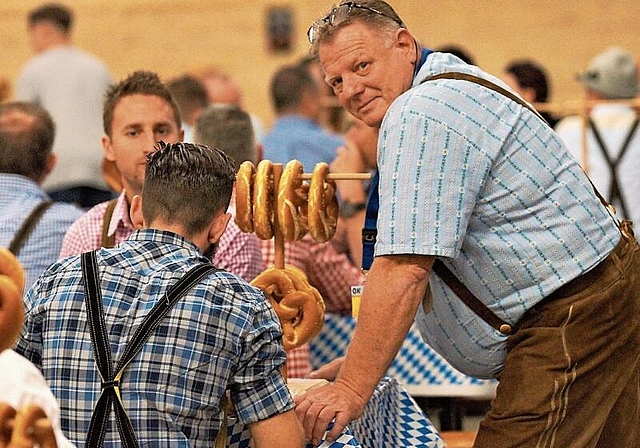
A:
[[40, 153, 56, 183], [520, 87, 537, 104], [208, 212, 232, 244], [395, 28, 416, 61], [129, 195, 145, 229], [102, 135, 116, 161]]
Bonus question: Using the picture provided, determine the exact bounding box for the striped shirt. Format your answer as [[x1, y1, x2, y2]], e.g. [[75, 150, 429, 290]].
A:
[[376, 52, 620, 378], [0, 174, 84, 289], [16, 229, 292, 447], [60, 191, 264, 282]]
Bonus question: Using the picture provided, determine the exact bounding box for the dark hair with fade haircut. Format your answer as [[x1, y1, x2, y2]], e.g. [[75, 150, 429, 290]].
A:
[[194, 104, 257, 170], [102, 70, 182, 137], [270, 64, 317, 114], [309, 0, 405, 56], [142, 141, 236, 237], [0, 101, 55, 181], [28, 3, 73, 33]]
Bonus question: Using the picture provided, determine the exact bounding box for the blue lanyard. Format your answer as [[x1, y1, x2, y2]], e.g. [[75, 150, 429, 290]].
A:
[[360, 46, 432, 272], [361, 169, 379, 271]]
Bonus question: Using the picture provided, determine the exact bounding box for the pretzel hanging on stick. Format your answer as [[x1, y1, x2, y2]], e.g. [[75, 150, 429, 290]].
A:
[[307, 162, 339, 243], [251, 265, 325, 350], [277, 160, 309, 242]]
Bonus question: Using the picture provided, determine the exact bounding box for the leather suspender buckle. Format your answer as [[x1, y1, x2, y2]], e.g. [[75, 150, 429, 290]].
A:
[[102, 379, 120, 391]]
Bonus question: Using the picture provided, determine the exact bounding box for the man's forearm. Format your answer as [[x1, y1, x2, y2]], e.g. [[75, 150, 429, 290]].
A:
[[336, 255, 433, 399]]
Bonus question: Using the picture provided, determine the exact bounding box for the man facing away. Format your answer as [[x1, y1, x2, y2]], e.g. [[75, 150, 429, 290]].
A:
[[60, 70, 264, 282], [295, 2, 640, 447], [15, 141, 306, 447], [0, 101, 83, 289], [17, 3, 113, 209], [261, 63, 344, 172], [556, 46, 640, 226]]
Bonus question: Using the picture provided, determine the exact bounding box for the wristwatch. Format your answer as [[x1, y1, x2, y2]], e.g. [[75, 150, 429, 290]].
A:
[[340, 201, 367, 218]]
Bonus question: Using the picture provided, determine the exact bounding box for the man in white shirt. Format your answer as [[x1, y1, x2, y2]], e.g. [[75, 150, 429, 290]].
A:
[[556, 46, 640, 224]]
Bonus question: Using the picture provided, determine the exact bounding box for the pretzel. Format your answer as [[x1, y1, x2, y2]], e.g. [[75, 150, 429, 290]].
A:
[[234, 161, 255, 233], [277, 160, 309, 242], [252, 160, 276, 240], [0, 403, 17, 446], [251, 266, 325, 351], [10, 404, 57, 448], [0, 248, 25, 352], [307, 163, 339, 243]]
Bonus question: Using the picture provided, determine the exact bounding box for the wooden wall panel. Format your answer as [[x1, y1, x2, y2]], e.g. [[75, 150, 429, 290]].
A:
[[1, 1, 638, 128]]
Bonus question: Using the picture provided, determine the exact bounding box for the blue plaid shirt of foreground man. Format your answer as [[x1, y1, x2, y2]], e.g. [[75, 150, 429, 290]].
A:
[[15, 142, 305, 448]]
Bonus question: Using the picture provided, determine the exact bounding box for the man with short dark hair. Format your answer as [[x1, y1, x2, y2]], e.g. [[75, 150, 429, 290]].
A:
[[0, 101, 83, 288], [16, 141, 306, 447], [262, 63, 343, 171], [60, 71, 264, 282], [296, 2, 640, 447], [195, 103, 260, 168], [17, 2, 113, 209]]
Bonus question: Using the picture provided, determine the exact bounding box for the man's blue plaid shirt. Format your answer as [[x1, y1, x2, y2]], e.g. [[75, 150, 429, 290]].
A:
[[15, 228, 293, 447]]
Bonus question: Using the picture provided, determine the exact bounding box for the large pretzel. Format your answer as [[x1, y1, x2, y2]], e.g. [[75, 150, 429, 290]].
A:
[[277, 160, 309, 242], [0, 404, 58, 448], [308, 163, 339, 243], [0, 403, 17, 447], [234, 161, 255, 233], [0, 248, 25, 352], [252, 160, 276, 240], [251, 266, 325, 351]]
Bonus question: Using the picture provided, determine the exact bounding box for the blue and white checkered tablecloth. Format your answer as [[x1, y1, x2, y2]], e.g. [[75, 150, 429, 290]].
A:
[[310, 313, 496, 394], [226, 377, 444, 448]]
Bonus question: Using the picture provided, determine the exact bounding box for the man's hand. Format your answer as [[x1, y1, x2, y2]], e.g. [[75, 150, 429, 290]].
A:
[[308, 356, 345, 381], [294, 378, 367, 445]]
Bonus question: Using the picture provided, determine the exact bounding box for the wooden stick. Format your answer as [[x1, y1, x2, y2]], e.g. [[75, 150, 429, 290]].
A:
[[580, 95, 590, 173], [300, 172, 372, 180], [532, 97, 640, 115], [272, 163, 285, 270]]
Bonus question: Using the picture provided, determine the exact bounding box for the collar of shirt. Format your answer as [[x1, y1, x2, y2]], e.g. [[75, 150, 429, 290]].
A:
[[274, 115, 320, 129], [125, 228, 209, 260], [0, 174, 50, 205], [107, 191, 136, 238], [590, 102, 637, 118]]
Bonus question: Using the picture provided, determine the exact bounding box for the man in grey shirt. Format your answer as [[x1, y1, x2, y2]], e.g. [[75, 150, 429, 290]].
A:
[[17, 3, 113, 209]]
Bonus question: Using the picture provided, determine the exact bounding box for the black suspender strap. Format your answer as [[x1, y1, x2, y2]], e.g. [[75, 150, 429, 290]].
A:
[[101, 198, 119, 249], [587, 117, 639, 220], [8, 201, 52, 256], [81, 251, 217, 447]]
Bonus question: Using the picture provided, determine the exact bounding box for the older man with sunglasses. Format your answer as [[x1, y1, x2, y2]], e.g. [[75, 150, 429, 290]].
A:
[[295, 2, 640, 447]]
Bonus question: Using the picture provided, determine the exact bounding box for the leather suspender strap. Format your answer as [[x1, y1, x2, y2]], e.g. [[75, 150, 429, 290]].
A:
[[101, 198, 119, 248], [8, 201, 52, 256], [588, 117, 639, 219], [425, 71, 548, 123], [422, 71, 629, 335], [81, 251, 217, 447], [431, 260, 512, 334]]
